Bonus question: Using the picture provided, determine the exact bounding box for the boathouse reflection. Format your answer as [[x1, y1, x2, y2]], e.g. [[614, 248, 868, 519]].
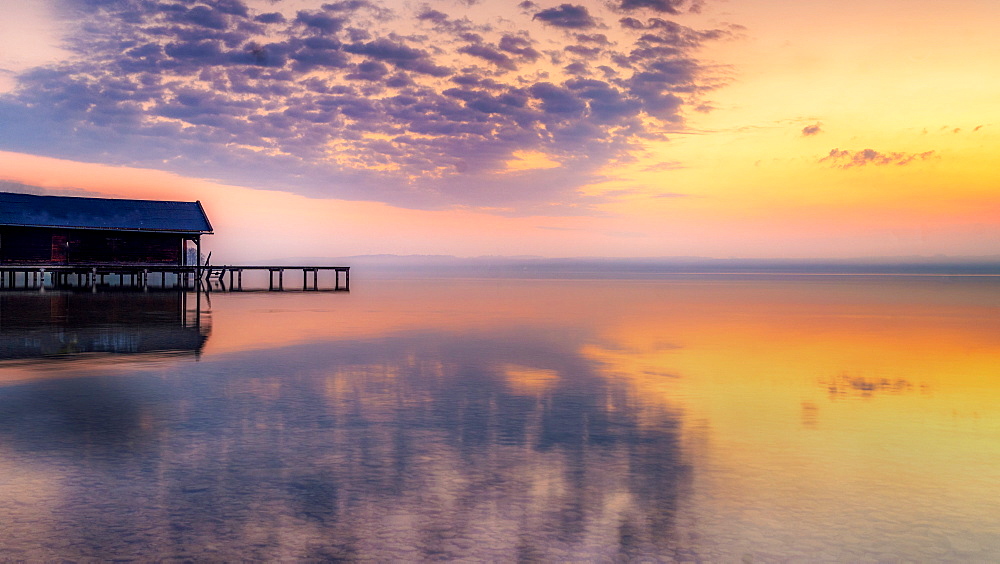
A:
[[0, 290, 209, 361]]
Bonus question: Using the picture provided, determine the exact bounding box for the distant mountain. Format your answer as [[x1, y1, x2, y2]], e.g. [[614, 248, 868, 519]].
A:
[[255, 254, 1000, 277]]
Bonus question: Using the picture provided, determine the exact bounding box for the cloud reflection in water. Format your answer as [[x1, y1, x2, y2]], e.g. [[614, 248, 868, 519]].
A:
[[0, 311, 689, 560]]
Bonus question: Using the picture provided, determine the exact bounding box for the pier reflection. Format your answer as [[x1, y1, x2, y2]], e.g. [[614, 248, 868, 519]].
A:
[[0, 290, 209, 362]]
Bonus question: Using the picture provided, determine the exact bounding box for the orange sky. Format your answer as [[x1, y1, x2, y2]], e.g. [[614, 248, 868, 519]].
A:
[[0, 0, 997, 260]]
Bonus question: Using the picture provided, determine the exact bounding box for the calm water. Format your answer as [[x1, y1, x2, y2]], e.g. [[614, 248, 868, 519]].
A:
[[1, 276, 999, 561]]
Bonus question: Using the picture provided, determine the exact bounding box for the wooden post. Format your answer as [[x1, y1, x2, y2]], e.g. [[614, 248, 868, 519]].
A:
[[195, 277, 202, 331], [302, 268, 318, 290], [268, 268, 284, 291]]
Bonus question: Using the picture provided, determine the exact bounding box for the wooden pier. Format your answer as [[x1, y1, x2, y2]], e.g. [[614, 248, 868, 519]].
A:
[[1, 193, 353, 293], [200, 265, 350, 291], [0, 264, 349, 292]]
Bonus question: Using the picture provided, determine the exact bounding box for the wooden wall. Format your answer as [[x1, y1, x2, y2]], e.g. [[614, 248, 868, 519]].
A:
[[0, 227, 184, 265]]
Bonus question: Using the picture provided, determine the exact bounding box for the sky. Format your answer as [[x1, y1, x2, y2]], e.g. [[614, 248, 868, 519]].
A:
[[0, 0, 997, 261]]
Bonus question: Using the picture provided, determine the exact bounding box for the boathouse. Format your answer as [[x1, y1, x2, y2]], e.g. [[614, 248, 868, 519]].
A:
[[0, 192, 212, 266]]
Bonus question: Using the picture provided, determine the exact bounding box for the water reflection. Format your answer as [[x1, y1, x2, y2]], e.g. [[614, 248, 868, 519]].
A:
[[0, 327, 689, 560], [0, 291, 208, 362], [0, 277, 998, 560]]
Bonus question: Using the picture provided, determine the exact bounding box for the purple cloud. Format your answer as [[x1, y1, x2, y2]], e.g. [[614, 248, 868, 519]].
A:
[[821, 148, 936, 168], [255, 12, 286, 24], [458, 43, 517, 71], [618, 0, 699, 14], [498, 35, 541, 61], [345, 60, 390, 80], [532, 4, 597, 29], [417, 8, 449, 24], [0, 0, 733, 214], [802, 123, 822, 136], [575, 33, 611, 45], [295, 10, 346, 34]]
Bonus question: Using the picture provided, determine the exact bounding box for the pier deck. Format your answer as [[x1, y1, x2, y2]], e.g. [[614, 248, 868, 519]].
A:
[[0, 264, 349, 291], [201, 265, 350, 291]]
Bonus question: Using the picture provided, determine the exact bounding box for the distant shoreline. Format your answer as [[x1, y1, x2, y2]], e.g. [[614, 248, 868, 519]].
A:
[[255, 255, 1000, 278]]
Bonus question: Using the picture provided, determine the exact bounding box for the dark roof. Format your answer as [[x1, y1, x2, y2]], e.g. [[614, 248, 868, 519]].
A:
[[0, 192, 213, 234]]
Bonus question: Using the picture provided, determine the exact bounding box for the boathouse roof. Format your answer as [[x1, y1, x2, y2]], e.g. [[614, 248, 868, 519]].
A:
[[0, 192, 213, 234]]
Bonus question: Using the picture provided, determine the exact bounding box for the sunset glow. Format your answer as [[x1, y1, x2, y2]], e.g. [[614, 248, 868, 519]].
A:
[[1, 0, 997, 259]]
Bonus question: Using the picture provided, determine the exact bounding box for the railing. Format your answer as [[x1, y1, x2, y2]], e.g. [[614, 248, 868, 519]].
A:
[[0, 264, 350, 291], [198, 265, 350, 291]]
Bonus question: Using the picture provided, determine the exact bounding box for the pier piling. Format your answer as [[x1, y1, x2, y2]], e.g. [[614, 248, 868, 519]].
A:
[[1, 264, 349, 292]]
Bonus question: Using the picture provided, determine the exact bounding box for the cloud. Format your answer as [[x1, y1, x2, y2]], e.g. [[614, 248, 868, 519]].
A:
[[457, 43, 517, 70], [565, 44, 601, 57], [618, 0, 700, 14], [294, 10, 347, 34], [255, 12, 286, 24], [342, 39, 451, 75], [575, 33, 612, 45], [802, 123, 822, 136], [0, 0, 732, 214], [820, 148, 936, 168], [532, 4, 597, 29], [642, 160, 684, 171], [498, 35, 540, 61], [345, 60, 390, 80]]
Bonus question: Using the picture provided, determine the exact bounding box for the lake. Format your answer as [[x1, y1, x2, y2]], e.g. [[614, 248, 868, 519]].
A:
[[1, 275, 998, 560]]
